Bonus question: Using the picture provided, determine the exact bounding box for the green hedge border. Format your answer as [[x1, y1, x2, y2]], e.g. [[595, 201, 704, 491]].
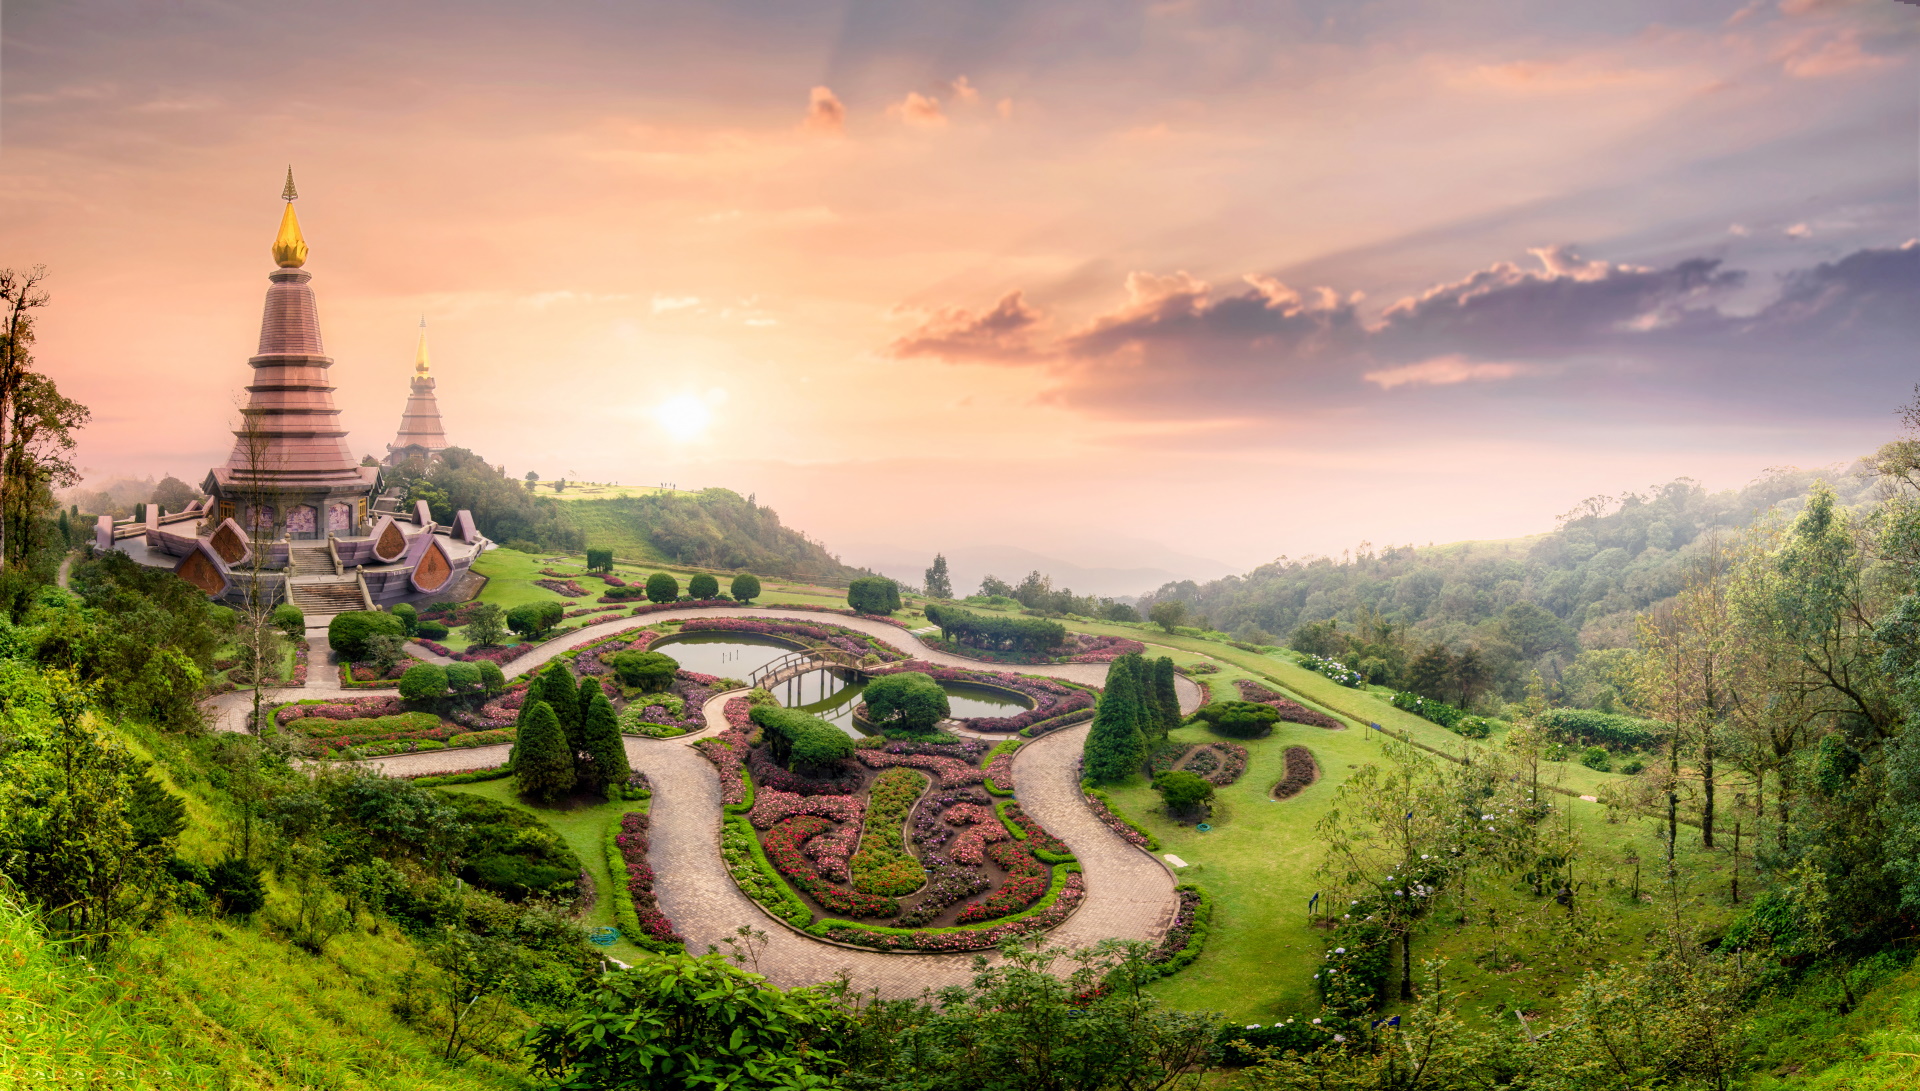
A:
[[602, 803, 683, 954], [993, 797, 1076, 865], [1139, 882, 1212, 981], [1083, 785, 1161, 851], [410, 767, 512, 787], [721, 814, 812, 927], [809, 862, 1083, 946], [982, 738, 1020, 796]]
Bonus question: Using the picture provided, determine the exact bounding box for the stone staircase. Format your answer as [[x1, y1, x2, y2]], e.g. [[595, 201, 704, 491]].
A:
[[288, 579, 367, 616], [288, 542, 335, 576]]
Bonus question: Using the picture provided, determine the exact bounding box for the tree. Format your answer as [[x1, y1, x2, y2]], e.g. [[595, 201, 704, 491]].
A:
[[524, 470, 540, 484], [1083, 656, 1148, 783], [398, 663, 448, 701], [645, 572, 679, 604], [847, 576, 901, 615], [1150, 657, 1182, 740], [390, 602, 418, 635], [1189, 701, 1280, 739], [327, 611, 406, 661], [731, 573, 761, 603], [507, 600, 563, 639], [477, 660, 507, 695], [579, 690, 631, 798], [1407, 644, 1456, 702], [150, 474, 198, 513], [445, 661, 481, 696], [463, 602, 507, 647], [533, 662, 583, 750], [861, 671, 950, 734], [1154, 770, 1214, 818], [512, 701, 574, 803], [0, 266, 50, 573], [688, 572, 719, 599], [270, 603, 305, 641], [610, 650, 679, 691], [1148, 600, 1187, 634], [526, 952, 850, 1090], [1452, 647, 1491, 709], [924, 553, 953, 599], [585, 546, 612, 571]]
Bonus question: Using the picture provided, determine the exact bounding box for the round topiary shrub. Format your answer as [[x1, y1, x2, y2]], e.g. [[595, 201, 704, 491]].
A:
[[270, 602, 305, 641], [861, 671, 950, 734], [445, 661, 482, 695], [1580, 746, 1612, 773], [1154, 770, 1214, 818], [846, 576, 901, 615], [328, 611, 406, 662], [1188, 701, 1281, 739], [645, 572, 679, 604], [390, 602, 419, 635], [417, 619, 450, 639], [477, 660, 507, 695], [399, 663, 449, 701], [687, 573, 719, 600], [507, 600, 565, 638], [730, 573, 760, 604], [610, 650, 679, 691]]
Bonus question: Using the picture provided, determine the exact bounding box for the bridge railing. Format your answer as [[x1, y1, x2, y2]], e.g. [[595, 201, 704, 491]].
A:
[[748, 647, 870, 688]]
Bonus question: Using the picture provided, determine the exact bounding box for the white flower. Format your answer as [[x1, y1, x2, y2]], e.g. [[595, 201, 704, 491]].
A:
[[1247, 1024, 1262, 1029], [1333, 1034, 1347, 1043], [1335, 947, 1345, 953], [1421, 854, 1429, 859], [1313, 1018, 1323, 1025]]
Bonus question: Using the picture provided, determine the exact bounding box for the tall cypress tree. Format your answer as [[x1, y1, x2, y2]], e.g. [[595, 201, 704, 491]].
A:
[[579, 691, 631, 798], [1151, 656, 1182, 740], [513, 700, 575, 803], [1083, 656, 1147, 783], [579, 674, 603, 734], [535, 661, 581, 751]]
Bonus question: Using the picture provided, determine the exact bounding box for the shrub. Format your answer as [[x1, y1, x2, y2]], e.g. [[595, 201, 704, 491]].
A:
[[687, 573, 719, 599], [1580, 746, 1612, 772], [730, 573, 760, 603], [847, 576, 902, 615], [417, 619, 450, 639], [270, 602, 305, 641], [645, 572, 679, 603], [861, 671, 949, 734], [585, 547, 613, 571], [477, 660, 507, 695], [445, 661, 482, 695], [1622, 757, 1646, 775], [750, 704, 854, 775], [1154, 770, 1214, 816], [327, 611, 406, 661], [1454, 715, 1497, 739], [1188, 701, 1281, 739], [398, 663, 448, 701], [923, 604, 1066, 655], [507, 600, 565, 639], [1537, 708, 1669, 751], [463, 602, 507, 648], [390, 602, 418, 635], [206, 858, 268, 917], [610, 650, 679, 691], [1082, 656, 1147, 783], [579, 691, 631, 797]]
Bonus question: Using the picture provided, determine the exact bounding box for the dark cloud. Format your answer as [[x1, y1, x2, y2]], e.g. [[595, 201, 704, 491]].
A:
[[889, 241, 1920, 421]]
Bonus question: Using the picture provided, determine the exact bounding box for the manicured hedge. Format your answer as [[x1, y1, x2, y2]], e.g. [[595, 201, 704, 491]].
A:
[[923, 604, 1065, 654]]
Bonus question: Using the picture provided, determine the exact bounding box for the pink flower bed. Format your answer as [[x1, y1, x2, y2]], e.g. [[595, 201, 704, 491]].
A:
[[275, 694, 410, 724], [563, 604, 626, 620], [855, 749, 985, 788], [748, 788, 864, 830], [984, 745, 1018, 792], [749, 747, 863, 796], [865, 660, 1094, 733], [1084, 793, 1152, 849], [945, 806, 1011, 865], [1060, 633, 1148, 663], [803, 823, 859, 883], [764, 603, 914, 629], [956, 841, 1047, 924], [452, 643, 536, 666], [680, 617, 908, 661], [695, 702, 753, 805], [821, 873, 1084, 953], [1235, 680, 1344, 729], [615, 811, 683, 946], [534, 578, 589, 598]]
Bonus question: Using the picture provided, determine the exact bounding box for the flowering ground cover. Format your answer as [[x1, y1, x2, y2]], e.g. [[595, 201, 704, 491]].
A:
[[1271, 746, 1318, 800], [691, 697, 1085, 941], [533, 578, 589, 598], [609, 810, 683, 950], [1235, 680, 1346, 730]]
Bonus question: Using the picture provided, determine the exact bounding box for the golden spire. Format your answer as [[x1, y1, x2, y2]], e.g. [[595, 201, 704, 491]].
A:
[[272, 166, 308, 268], [414, 316, 431, 376]]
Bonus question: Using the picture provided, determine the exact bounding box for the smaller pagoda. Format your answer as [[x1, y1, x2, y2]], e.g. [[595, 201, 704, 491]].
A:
[[386, 318, 450, 465]]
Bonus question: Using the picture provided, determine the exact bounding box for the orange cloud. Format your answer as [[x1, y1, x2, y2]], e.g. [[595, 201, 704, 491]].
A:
[[803, 86, 845, 134], [1772, 27, 1893, 78], [887, 91, 946, 127], [888, 291, 1045, 361], [1363, 355, 1534, 390], [949, 76, 980, 104]]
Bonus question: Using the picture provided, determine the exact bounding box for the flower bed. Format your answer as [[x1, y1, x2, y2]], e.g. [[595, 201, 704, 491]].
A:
[[1297, 654, 1365, 688], [763, 816, 898, 918], [534, 578, 589, 598], [1141, 885, 1211, 978], [609, 810, 683, 950], [848, 768, 927, 896], [926, 630, 1145, 666], [1236, 680, 1345, 730], [956, 841, 1047, 923], [818, 870, 1084, 953], [855, 748, 984, 788], [680, 617, 908, 661], [1084, 788, 1157, 850], [563, 604, 626, 620], [1272, 746, 1318, 801], [1000, 799, 1071, 859], [864, 660, 1093, 733], [983, 739, 1020, 795]]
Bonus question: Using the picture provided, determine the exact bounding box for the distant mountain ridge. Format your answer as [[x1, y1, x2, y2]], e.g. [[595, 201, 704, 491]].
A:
[[848, 541, 1236, 600]]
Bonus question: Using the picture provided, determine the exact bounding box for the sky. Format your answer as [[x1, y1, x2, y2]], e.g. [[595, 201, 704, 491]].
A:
[[3, 0, 1917, 590]]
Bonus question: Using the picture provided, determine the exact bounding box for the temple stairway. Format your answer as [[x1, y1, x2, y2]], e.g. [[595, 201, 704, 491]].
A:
[[285, 540, 367, 617], [288, 543, 334, 576]]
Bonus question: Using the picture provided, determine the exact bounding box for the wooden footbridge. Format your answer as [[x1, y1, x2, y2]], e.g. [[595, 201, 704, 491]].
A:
[[748, 648, 875, 691]]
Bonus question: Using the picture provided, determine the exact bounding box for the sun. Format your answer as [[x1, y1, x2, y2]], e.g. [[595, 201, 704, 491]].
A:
[[654, 392, 716, 442]]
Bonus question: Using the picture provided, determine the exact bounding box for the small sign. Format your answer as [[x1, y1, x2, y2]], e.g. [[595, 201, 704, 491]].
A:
[[1163, 854, 1189, 868]]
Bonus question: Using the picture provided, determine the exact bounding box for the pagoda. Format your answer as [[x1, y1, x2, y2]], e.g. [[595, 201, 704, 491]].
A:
[[385, 318, 450, 465], [102, 170, 488, 615]]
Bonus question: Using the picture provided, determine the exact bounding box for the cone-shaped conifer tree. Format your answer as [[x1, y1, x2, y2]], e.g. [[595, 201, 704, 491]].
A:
[[513, 700, 575, 803], [1151, 656, 1182, 740], [579, 674, 602, 729], [579, 690, 630, 798], [1083, 655, 1147, 783], [535, 661, 581, 751]]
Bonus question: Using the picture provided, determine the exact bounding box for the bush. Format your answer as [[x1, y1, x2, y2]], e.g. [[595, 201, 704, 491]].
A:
[[923, 604, 1066, 654], [1153, 770, 1214, 816], [327, 611, 406, 661], [1454, 715, 1497, 739], [507, 600, 565, 639], [417, 619, 450, 639], [206, 858, 267, 917], [477, 660, 507, 695], [586, 547, 613, 571], [1537, 708, 1669, 751], [270, 602, 305, 641], [1188, 701, 1280, 739], [610, 650, 679, 691], [390, 602, 418, 635], [687, 573, 719, 599], [645, 572, 679, 604], [847, 576, 902, 615], [513, 700, 575, 803], [731, 573, 760, 603], [1581, 745, 1612, 772], [445, 661, 482, 695], [1622, 757, 1646, 775], [861, 671, 949, 734], [397, 663, 449, 701], [750, 704, 853, 775]]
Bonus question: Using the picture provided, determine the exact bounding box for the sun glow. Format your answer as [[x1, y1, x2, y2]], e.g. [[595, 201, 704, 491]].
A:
[[654, 391, 717, 442]]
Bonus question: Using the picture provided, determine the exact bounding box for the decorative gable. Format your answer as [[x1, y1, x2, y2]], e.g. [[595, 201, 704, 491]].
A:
[[207, 518, 252, 565], [409, 536, 455, 594], [370, 515, 408, 563], [175, 540, 232, 597]]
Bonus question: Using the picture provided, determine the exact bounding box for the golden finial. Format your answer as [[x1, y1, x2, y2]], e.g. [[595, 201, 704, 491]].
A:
[[414, 317, 431, 375], [272, 167, 308, 267]]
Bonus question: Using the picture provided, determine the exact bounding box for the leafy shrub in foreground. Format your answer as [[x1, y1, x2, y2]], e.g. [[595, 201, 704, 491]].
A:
[[326, 611, 405, 661]]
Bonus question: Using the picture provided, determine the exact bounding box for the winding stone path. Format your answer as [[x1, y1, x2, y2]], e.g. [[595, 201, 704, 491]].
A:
[[229, 606, 1197, 995]]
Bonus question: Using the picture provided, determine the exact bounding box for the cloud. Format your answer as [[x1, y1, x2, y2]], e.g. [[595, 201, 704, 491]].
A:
[[889, 291, 1045, 361], [651, 294, 701, 314], [948, 76, 980, 104], [887, 92, 946, 127], [1786, 222, 1812, 238], [802, 86, 845, 134], [1728, 223, 1750, 236], [1363, 355, 1535, 390], [886, 242, 1919, 423]]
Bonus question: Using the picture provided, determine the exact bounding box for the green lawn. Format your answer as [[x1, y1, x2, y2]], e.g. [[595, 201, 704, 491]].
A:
[[437, 777, 655, 967]]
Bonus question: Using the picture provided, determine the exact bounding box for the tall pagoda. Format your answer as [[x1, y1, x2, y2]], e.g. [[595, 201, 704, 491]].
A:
[[385, 318, 450, 465], [202, 167, 380, 538]]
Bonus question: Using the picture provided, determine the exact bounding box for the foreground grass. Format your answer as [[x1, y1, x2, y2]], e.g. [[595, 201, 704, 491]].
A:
[[439, 778, 651, 966]]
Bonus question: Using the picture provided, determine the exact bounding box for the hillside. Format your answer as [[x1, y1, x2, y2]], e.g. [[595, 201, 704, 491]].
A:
[[1142, 462, 1885, 707], [559, 488, 864, 583]]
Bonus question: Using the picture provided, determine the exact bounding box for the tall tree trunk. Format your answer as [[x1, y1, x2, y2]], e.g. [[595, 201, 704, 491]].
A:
[[1700, 737, 1715, 850], [1400, 925, 1414, 1002]]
